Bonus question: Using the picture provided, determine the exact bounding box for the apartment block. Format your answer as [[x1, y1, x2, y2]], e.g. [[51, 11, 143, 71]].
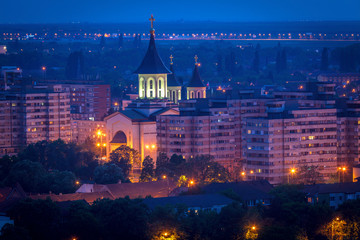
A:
[[0, 85, 71, 156]]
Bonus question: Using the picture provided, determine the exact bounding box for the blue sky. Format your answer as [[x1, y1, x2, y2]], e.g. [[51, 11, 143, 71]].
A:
[[1, 0, 360, 23]]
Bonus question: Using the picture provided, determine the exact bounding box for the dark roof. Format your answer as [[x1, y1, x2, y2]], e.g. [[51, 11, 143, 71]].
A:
[[134, 33, 171, 74], [187, 64, 205, 88], [104, 181, 177, 199], [30, 191, 115, 204], [142, 194, 233, 210], [149, 107, 178, 117], [110, 131, 127, 144], [167, 64, 181, 87], [120, 110, 147, 120], [202, 181, 273, 201], [304, 182, 360, 195], [0, 184, 27, 213]]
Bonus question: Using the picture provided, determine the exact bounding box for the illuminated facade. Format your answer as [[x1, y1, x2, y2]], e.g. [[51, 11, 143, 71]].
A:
[[105, 15, 179, 165]]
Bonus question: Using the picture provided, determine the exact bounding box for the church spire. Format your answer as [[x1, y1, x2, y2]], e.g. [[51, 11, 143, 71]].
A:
[[168, 55, 180, 87], [133, 15, 170, 74], [149, 14, 155, 35], [187, 55, 205, 87]]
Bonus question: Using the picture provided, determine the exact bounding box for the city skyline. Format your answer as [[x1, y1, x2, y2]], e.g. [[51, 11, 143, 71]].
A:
[[1, 0, 360, 24]]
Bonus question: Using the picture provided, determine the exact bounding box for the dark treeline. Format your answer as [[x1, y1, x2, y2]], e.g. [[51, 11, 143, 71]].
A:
[[0, 140, 233, 195], [2, 185, 360, 240]]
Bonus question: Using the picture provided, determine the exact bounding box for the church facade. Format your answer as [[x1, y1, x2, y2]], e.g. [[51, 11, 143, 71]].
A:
[[105, 15, 207, 165]]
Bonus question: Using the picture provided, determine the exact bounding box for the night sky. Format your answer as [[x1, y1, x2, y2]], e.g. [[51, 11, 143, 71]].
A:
[[1, 0, 360, 23]]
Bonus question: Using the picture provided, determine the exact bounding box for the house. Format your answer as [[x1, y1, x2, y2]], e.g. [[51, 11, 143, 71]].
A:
[[0, 183, 27, 213], [304, 182, 360, 209], [76, 180, 177, 199], [142, 194, 234, 213], [201, 180, 274, 207], [30, 191, 115, 204]]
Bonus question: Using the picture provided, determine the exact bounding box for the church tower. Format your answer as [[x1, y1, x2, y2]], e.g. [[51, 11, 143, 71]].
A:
[[187, 55, 206, 99], [134, 15, 171, 99], [167, 55, 182, 104]]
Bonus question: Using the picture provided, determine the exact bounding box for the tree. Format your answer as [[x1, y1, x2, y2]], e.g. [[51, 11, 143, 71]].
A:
[[177, 175, 188, 187], [8, 199, 61, 240], [17, 139, 96, 174], [91, 198, 149, 240], [320, 47, 329, 71], [295, 165, 323, 185], [44, 170, 76, 194], [99, 36, 106, 48], [4, 160, 47, 193], [0, 224, 31, 240], [93, 163, 124, 184], [148, 205, 185, 240], [110, 146, 140, 178], [140, 156, 155, 182], [281, 49, 287, 71], [65, 51, 84, 80], [155, 153, 170, 178], [186, 155, 231, 184], [276, 49, 282, 73], [62, 201, 102, 240], [0, 155, 19, 182]]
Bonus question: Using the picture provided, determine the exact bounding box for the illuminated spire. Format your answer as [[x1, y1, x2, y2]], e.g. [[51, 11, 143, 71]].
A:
[[170, 55, 174, 65], [149, 14, 155, 35], [194, 55, 198, 65], [134, 15, 170, 74]]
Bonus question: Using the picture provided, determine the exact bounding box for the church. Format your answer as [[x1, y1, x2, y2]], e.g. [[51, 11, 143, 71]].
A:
[[105, 15, 206, 165]]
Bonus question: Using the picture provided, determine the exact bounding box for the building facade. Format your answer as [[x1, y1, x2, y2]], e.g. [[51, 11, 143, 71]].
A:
[[0, 85, 71, 156]]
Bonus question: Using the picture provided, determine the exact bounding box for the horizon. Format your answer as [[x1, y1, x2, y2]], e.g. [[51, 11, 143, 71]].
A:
[[1, 0, 360, 24]]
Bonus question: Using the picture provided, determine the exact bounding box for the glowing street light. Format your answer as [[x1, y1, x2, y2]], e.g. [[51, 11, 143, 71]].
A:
[[338, 167, 347, 183], [288, 168, 296, 184], [42, 66, 47, 80], [96, 130, 106, 161]]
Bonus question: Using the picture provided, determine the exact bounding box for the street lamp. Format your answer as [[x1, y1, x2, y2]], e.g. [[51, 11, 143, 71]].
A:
[[245, 225, 258, 240], [331, 217, 340, 240], [188, 180, 195, 187], [96, 130, 106, 161], [288, 168, 296, 184], [338, 167, 346, 183], [250, 170, 256, 180], [41, 66, 46, 80]]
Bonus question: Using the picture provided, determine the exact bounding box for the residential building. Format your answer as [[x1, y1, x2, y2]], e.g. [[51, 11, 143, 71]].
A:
[[304, 182, 360, 209], [0, 85, 71, 156]]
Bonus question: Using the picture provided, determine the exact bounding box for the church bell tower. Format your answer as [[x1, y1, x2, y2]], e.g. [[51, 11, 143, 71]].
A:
[[134, 15, 171, 99]]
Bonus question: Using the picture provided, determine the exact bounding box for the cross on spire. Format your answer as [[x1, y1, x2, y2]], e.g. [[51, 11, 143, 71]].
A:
[[194, 55, 198, 65], [149, 14, 155, 29], [170, 55, 174, 65]]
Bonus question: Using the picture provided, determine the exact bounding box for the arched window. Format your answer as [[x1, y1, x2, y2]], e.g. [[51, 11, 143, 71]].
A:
[[158, 80, 162, 89], [149, 80, 153, 89], [172, 91, 176, 102], [197, 91, 201, 98], [191, 91, 195, 99]]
